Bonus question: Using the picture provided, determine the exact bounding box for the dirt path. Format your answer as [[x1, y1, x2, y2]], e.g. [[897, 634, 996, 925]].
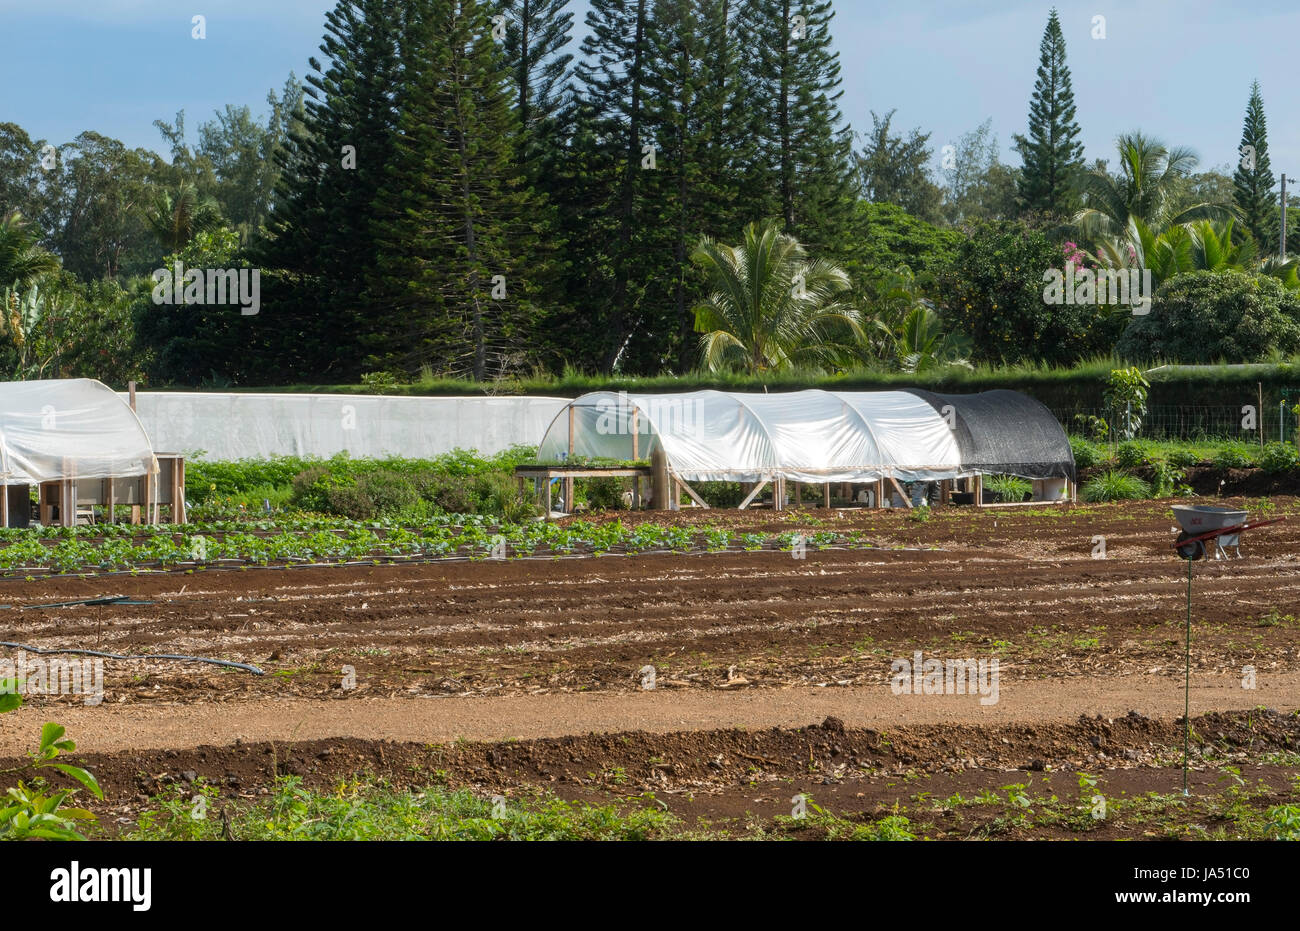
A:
[[4, 670, 1296, 756]]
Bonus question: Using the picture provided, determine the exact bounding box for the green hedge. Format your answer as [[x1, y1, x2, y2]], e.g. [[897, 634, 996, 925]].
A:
[[205, 359, 1300, 417]]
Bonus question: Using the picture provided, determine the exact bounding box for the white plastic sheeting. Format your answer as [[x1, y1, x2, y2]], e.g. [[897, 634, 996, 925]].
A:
[[535, 389, 968, 483], [124, 392, 570, 461], [0, 379, 157, 483]]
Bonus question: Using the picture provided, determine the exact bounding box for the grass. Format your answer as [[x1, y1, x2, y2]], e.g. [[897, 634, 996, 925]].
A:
[[1081, 470, 1152, 502]]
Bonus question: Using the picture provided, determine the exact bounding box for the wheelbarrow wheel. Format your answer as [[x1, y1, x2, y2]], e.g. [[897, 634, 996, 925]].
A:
[[1175, 531, 1205, 561]]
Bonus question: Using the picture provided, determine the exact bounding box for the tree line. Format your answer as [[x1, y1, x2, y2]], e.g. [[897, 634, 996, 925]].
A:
[[2, 2, 1299, 387]]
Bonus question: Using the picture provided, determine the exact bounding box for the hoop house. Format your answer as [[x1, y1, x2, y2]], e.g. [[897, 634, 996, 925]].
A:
[[536, 389, 1074, 483], [0, 379, 158, 483]]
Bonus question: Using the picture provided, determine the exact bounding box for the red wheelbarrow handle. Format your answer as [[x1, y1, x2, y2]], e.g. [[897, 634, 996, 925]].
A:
[[1170, 516, 1287, 548]]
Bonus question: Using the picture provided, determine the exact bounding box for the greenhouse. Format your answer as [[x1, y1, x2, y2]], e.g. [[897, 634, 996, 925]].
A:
[[0, 379, 183, 527], [534, 388, 1075, 510]]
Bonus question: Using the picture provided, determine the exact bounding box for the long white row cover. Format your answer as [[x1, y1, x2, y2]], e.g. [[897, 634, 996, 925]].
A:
[[0, 379, 158, 484], [536, 389, 1074, 484]]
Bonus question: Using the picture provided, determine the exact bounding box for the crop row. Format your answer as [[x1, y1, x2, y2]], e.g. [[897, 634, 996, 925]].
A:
[[0, 521, 858, 574]]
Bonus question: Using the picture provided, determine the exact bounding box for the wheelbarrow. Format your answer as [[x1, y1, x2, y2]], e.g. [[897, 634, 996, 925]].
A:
[[1170, 505, 1285, 560]]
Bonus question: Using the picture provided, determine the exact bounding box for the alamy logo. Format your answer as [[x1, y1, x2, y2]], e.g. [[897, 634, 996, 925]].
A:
[[151, 261, 261, 315], [890, 651, 999, 705], [0, 651, 103, 705], [1042, 265, 1152, 315], [594, 391, 703, 437], [49, 862, 151, 911]]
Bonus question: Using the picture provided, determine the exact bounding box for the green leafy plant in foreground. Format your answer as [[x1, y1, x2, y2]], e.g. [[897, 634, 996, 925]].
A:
[[0, 686, 102, 840]]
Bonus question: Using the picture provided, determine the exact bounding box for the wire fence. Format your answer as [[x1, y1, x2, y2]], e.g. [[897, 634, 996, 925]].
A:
[[1051, 405, 1296, 444]]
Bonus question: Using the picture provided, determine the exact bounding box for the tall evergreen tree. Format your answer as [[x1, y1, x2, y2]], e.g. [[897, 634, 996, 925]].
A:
[[253, 0, 404, 381], [738, 0, 855, 253], [570, 0, 656, 371], [1233, 80, 1277, 251], [496, 0, 575, 157], [368, 0, 545, 381], [1012, 8, 1084, 217], [642, 0, 741, 372]]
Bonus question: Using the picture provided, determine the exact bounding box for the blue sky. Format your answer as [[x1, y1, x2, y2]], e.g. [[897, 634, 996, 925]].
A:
[[4, 0, 1299, 181]]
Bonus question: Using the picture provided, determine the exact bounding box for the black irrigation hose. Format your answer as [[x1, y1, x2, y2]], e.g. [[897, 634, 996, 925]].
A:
[[0, 640, 264, 675]]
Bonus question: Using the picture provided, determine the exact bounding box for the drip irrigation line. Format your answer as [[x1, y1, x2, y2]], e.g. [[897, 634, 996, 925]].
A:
[[0, 640, 264, 675]]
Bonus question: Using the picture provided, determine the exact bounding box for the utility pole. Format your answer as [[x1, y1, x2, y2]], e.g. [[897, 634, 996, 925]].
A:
[[1282, 174, 1288, 259]]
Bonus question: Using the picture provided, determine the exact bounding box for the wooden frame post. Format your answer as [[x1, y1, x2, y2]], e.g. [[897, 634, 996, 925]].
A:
[[738, 478, 770, 510], [822, 482, 831, 509]]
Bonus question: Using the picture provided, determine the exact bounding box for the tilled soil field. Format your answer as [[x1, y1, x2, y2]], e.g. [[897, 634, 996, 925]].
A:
[[1, 497, 1298, 837]]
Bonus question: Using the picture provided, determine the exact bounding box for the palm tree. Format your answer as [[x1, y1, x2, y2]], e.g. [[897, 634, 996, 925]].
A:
[[1073, 133, 1236, 247], [894, 305, 972, 373], [0, 211, 59, 289], [144, 182, 222, 254], [1093, 217, 1264, 288], [691, 220, 861, 374], [854, 266, 969, 372]]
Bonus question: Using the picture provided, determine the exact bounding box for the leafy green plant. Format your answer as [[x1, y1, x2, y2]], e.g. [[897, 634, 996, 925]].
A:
[[1102, 367, 1149, 440], [128, 775, 676, 841], [1115, 441, 1150, 469], [0, 691, 102, 841], [1069, 437, 1103, 470], [1258, 442, 1298, 474], [1213, 443, 1256, 470], [1148, 458, 1188, 497]]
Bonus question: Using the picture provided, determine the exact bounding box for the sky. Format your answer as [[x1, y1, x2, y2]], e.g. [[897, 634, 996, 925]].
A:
[[4, 0, 1300, 181]]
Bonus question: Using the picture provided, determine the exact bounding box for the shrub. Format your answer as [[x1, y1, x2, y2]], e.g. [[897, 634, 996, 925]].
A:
[[1213, 443, 1256, 470], [1148, 459, 1187, 497], [1069, 437, 1103, 470], [1118, 271, 1300, 363], [1168, 449, 1202, 468], [935, 220, 1121, 366], [354, 471, 420, 515], [1082, 470, 1151, 502], [1259, 442, 1299, 474], [1115, 441, 1150, 469], [582, 477, 628, 511]]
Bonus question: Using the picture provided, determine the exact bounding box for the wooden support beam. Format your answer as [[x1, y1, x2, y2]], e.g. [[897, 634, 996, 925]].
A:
[[940, 479, 951, 506], [875, 478, 885, 510], [886, 476, 913, 509], [738, 479, 770, 510], [973, 473, 984, 508], [823, 482, 831, 509], [675, 476, 711, 509], [544, 477, 553, 518], [773, 476, 783, 512]]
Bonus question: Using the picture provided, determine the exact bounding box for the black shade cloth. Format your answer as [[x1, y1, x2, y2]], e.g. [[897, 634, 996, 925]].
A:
[[904, 389, 1076, 482]]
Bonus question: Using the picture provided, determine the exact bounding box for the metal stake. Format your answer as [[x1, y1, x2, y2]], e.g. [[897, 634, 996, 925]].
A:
[[1184, 555, 1192, 796]]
